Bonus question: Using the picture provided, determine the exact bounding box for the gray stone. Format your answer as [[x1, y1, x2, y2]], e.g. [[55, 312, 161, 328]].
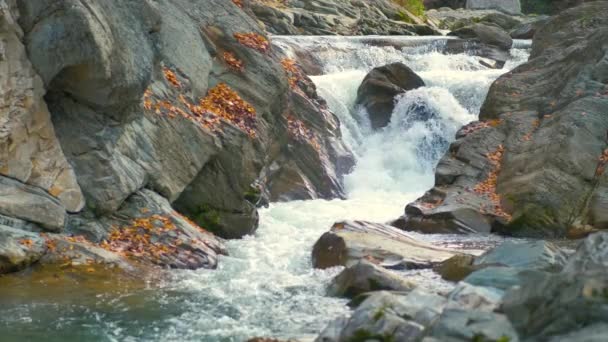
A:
[[466, 0, 521, 15], [328, 260, 415, 298], [403, 2, 608, 237], [474, 240, 568, 272], [312, 220, 460, 269], [0, 175, 66, 232], [0, 0, 84, 212], [564, 232, 608, 275], [463, 266, 522, 290], [549, 323, 608, 342], [0, 225, 45, 274], [429, 309, 520, 341], [446, 282, 504, 311]]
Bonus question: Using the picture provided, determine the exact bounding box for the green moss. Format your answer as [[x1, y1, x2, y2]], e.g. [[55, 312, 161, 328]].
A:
[[393, 0, 425, 18], [243, 185, 262, 205], [352, 329, 396, 342], [194, 204, 223, 235]]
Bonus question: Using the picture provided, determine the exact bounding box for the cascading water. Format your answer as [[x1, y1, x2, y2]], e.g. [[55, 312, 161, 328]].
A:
[[0, 36, 530, 342]]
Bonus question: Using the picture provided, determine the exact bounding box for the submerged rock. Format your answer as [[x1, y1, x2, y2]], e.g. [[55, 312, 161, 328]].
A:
[[356, 62, 426, 129], [312, 220, 459, 269], [402, 2, 608, 237]]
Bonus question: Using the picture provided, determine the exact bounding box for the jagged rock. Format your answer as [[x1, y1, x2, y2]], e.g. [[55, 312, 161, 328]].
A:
[[355, 62, 426, 129], [316, 290, 447, 342], [466, 0, 522, 15], [10, 0, 353, 243], [0, 175, 67, 232], [448, 23, 513, 68], [428, 309, 520, 342], [251, 0, 440, 36], [446, 282, 503, 311], [549, 323, 608, 342], [328, 260, 415, 298], [473, 240, 569, 271], [402, 2, 608, 237], [502, 270, 608, 340], [0, 225, 45, 274], [510, 15, 550, 39], [312, 220, 459, 269], [563, 232, 608, 274], [0, 0, 84, 213]]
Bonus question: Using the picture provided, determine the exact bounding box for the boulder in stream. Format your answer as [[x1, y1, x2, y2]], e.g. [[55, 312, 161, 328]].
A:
[[328, 260, 416, 298], [312, 220, 460, 269], [355, 62, 426, 129]]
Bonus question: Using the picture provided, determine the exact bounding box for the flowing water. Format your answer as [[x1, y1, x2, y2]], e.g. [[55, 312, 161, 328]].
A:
[[0, 36, 530, 341]]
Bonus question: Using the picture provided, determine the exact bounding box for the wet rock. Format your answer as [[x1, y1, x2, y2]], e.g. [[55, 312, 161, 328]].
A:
[[502, 271, 608, 340], [463, 266, 523, 290], [312, 220, 459, 269], [473, 240, 568, 272], [403, 2, 608, 237], [355, 62, 426, 129], [317, 290, 447, 342], [424, 0, 466, 10], [466, 0, 522, 15], [510, 15, 550, 39], [428, 309, 520, 342], [328, 260, 415, 298], [448, 23, 513, 68], [563, 232, 608, 274], [0, 225, 45, 274], [446, 282, 504, 311], [549, 323, 608, 342]]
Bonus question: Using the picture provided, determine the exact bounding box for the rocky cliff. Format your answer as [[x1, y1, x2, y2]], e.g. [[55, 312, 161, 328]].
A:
[[0, 0, 354, 274], [402, 1, 608, 237]]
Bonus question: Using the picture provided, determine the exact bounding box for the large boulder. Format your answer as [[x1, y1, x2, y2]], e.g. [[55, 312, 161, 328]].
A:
[[509, 15, 550, 39], [0, 225, 46, 273], [312, 220, 459, 269], [466, 0, 522, 15], [427, 309, 520, 342], [355, 62, 426, 129], [402, 2, 608, 237], [0, 0, 355, 274]]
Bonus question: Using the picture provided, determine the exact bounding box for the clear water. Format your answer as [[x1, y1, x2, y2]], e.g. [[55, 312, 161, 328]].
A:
[[0, 36, 530, 342]]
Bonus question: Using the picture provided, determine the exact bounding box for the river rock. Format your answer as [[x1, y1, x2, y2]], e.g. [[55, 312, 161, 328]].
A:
[[446, 282, 504, 311], [448, 23, 513, 68], [317, 289, 447, 342], [502, 270, 608, 340], [402, 2, 608, 237], [0, 225, 46, 274], [424, 0, 466, 10], [328, 260, 415, 298], [549, 323, 608, 342], [466, 0, 522, 15], [463, 266, 524, 290], [473, 240, 568, 271], [510, 15, 550, 39], [355, 62, 426, 129], [251, 0, 440, 36], [312, 220, 459, 269], [563, 232, 608, 274], [427, 309, 520, 342], [433, 254, 478, 281]]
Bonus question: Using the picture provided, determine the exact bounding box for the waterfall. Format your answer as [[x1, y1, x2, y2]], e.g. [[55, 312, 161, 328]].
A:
[[1, 36, 530, 342]]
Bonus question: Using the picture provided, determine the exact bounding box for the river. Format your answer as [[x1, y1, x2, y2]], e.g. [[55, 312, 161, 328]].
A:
[[0, 36, 530, 342]]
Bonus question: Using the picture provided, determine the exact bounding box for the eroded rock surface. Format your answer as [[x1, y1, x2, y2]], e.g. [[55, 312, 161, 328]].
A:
[[402, 2, 608, 237]]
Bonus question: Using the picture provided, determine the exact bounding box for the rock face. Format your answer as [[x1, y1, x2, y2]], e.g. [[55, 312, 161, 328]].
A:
[[356, 63, 426, 129], [466, 0, 521, 15], [402, 2, 608, 237], [251, 0, 440, 36], [312, 220, 459, 269], [0, 0, 354, 274]]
